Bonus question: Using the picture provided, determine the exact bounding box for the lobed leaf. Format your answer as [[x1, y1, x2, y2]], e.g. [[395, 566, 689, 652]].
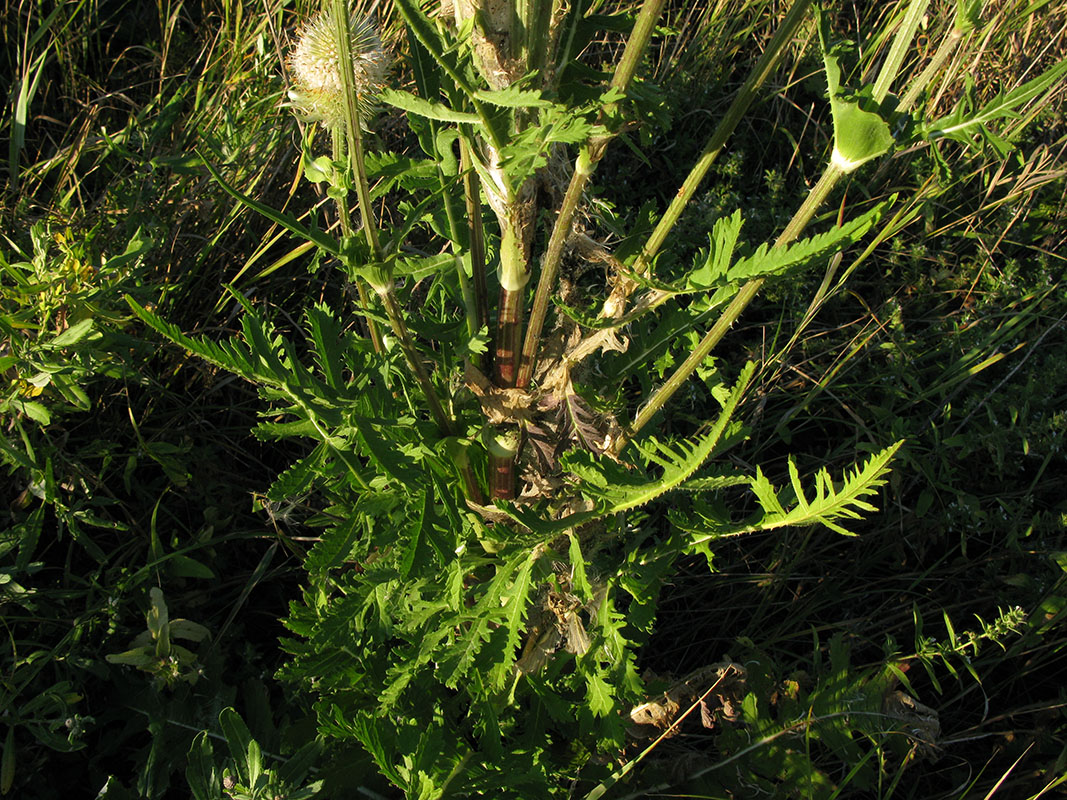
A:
[[678, 441, 904, 546], [564, 361, 755, 516], [380, 88, 482, 124], [925, 60, 1067, 148]]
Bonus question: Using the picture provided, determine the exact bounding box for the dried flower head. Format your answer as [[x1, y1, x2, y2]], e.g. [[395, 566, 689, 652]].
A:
[[287, 12, 389, 128]]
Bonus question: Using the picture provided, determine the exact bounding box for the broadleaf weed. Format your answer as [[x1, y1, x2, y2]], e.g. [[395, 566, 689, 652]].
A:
[[4, 0, 1064, 796], [113, 0, 1067, 795]]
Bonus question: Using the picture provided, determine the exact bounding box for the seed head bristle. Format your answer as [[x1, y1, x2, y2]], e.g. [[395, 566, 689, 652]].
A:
[[287, 13, 389, 128]]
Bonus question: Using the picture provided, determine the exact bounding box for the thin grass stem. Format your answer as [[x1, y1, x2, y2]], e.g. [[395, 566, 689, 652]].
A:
[[899, 25, 966, 112], [872, 0, 933, 104]]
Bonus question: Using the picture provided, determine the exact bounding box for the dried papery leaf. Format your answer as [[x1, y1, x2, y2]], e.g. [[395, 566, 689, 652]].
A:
[[524, 416, 562, 476], [516, 607, 563, 675], [699, 698, 715, 729], [563, 383, 613, 454], [547, 326, 629, 386], [464, 363, 535, 425], [883, 690, 941, 760], [628, 663, 747, 739]]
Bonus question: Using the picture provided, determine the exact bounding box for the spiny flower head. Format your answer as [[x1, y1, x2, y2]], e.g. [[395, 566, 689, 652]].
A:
[[287, 12, 389, 129]]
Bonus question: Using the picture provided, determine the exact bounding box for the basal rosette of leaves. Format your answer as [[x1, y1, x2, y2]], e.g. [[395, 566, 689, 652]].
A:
[[126, 0, 1067, 796]]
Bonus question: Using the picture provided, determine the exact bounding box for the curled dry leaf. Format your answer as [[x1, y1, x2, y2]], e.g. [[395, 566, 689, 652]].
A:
[[465, 363, 536, 426], [628, 662, 747, 740], [883, 689, 941, 760]]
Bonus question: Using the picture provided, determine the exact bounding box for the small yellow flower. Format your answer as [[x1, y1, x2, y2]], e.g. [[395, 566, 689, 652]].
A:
[[287, 12, 389, 128]]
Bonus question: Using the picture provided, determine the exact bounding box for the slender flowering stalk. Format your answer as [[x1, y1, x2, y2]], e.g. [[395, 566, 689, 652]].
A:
[[286, 5, 481, 502], [287, 5, 390, 353]]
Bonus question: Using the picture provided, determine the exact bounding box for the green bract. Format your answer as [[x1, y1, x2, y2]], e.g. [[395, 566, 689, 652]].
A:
[[819, 12, 895, 173]]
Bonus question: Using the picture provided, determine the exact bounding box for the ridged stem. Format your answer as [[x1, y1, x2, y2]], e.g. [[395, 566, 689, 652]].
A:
[[329, 130, 384, 353], [609, 0, 668, 98], [485, 427, 521, 501], [515, 0, 672, 388], [493, 223, 527, 388], [516, 145, 598, 388], [460, 139, 489, 334], [617, 162, 845, 453], [436, 157, 482, 366]]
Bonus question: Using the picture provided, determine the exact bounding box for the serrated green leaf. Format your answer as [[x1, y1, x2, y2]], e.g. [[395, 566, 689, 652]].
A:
[[687, 210, 744, 288], [489, 551, 538, 688], [955, 0, 983, 32], [564, 362, 755, 515], [568, 533, 592, 602], [47, 317, 94, 347], [365, 151, 440, 194], [9, 398, 50, 424], [380, 88, 482, 123], [925, 59, 1067, 146], [126, 297, 257, 382], [348, 416, 421, 484], [624, 204, 883, 315], [268, 443, 327, 502], [393, 0, 478, 98], [474, 84, 553, 108], [439, 549, 529, 686], [341, 713, 405, 788], [680, 441, 903, 546], [306, 304, 346, 389], [677, 471, 750, 492], [728, 203, 886, 283], [498, 502, 599, 538], [586, 672, 615, 717]]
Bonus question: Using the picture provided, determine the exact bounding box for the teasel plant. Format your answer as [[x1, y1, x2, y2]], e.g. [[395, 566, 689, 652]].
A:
[[126, 0, 1067, 794]]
